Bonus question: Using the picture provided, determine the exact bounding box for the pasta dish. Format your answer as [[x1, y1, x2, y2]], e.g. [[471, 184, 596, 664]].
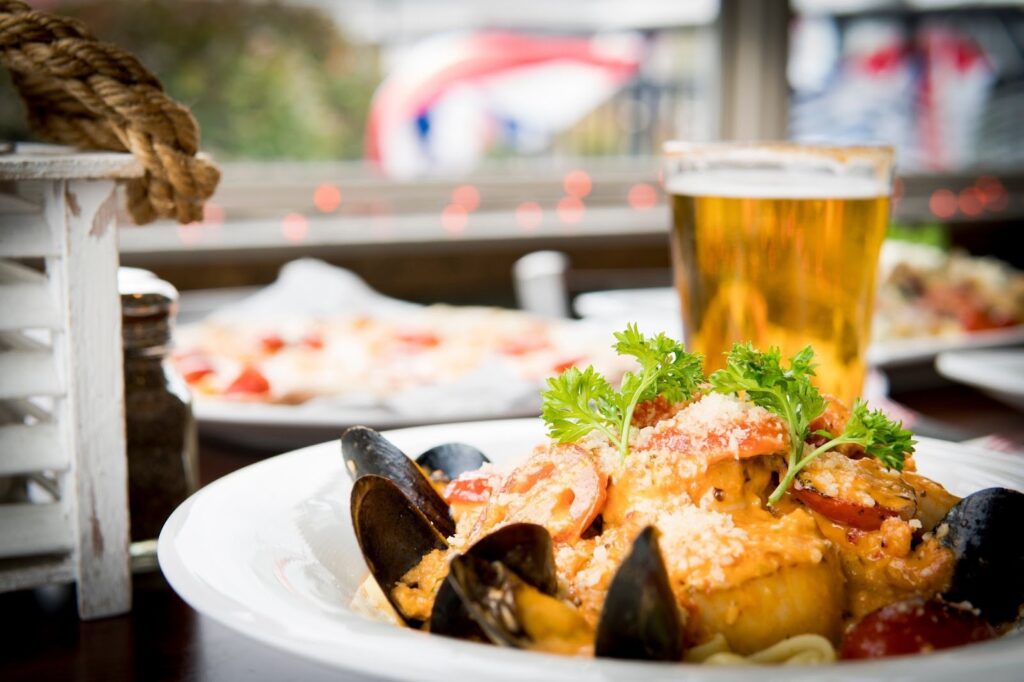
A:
[[343, 326, 1023, 664], [174, 306, 621, 407], [874, 241, 1024, 342]]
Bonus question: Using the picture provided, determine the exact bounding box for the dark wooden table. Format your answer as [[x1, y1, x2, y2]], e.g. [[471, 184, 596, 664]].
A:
[[2, 385, 1020, 682]]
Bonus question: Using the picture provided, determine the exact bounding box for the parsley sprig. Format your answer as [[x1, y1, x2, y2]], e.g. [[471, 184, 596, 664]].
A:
[[710, 343, 914, 504], [824, 401, 916, 470], [541, 324, 704, 458]]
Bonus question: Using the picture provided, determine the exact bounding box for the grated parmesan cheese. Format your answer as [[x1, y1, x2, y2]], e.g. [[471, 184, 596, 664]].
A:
[[634, 393, 787, 472], [656, 506, 749, 590]]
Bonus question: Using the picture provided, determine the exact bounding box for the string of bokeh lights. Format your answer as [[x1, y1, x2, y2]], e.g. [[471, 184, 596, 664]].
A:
[[928, 176, 1009, 220], [173, 172, 1010, 248]]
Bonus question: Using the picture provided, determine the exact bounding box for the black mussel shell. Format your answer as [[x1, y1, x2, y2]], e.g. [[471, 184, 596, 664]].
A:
[[430, 523, 559, 641], [594, 526, 684, 661], [416, 442, 490, 483], [939, 487, 1024, 623], [464, 523, 558, 596], [445, 553, 532, 647], [351, 475, 448, 627], [342, 426, 455, 538], [429, 577, 489, 642]]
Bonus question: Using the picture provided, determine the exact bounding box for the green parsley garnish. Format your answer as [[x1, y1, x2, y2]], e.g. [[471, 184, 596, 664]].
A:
[[810, 399, 916, 473], [710, 343, 914, 505], [541, 324, 704, 458]]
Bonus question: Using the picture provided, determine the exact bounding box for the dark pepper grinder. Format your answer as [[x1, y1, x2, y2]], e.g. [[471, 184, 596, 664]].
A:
[[119, 268, 198, 570]]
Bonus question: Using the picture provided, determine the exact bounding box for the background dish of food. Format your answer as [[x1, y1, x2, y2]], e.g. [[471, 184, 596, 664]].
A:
[[175, 243, 1024, 448], [874, 242, 1024, 342], [571, 241, 1024, 372], [175, 260, 627, 447], [871, 241, 1024, 367], [572, 285, 1024, 369], [158, 418, 1024, 682]]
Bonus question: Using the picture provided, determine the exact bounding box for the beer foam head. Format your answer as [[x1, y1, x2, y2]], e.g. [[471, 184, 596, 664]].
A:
[[663, 143, 892, 199], [666, 169, 889, 199]]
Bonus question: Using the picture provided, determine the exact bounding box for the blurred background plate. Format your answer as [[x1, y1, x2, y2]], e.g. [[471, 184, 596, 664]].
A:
[[193, 400, 539, 450], [936, 348, 1024, 411], [868, 325, 1024, 367]]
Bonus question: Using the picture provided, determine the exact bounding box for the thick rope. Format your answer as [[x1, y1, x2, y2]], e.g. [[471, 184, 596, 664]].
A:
[[0, 0, 219, 224]]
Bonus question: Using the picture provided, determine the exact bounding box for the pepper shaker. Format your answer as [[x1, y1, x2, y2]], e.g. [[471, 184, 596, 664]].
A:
[[118, 268, 198, 570]]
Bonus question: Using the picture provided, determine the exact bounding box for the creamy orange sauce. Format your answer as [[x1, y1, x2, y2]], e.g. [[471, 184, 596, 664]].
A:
[[391, 548, 449, 622], [394, 392, 961, 656], [812, 514, 955, 618]]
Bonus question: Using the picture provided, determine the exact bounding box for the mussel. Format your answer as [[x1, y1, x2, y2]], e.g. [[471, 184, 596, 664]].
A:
[[350, 475, 447, 627], [595, 526, 685, 661], [346, 428, 494, 629], [438, 524, 594, 654], [431, 523, 560, 642], [342, 426, 456, 537], [346, 428, 683, 659], [416, 442, 490, 483], [938, 486, 1024, 624], [437, 524, 684, 659]]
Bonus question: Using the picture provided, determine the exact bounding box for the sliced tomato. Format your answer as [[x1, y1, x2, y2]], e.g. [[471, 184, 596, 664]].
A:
[[794, 452, 916, 530], [646, 399, 789, 464], [630, 395, 678, 429], [551, 356, 584, 374], [807, 394, 851, 437], [259, 333, 286, 353], [176, 353, 215, 383], [793, 486, 900, 531], [395, 331, 440, 348], [443, 473, 495, 505], [478, 445, 607, 543], [499, 336, 550, 356], [841, 598, 995, 659], [182, 366, 214, 384], [225, 366, 270, 395], [300, 332, 324, 349], [957, 306, 1014, 332]]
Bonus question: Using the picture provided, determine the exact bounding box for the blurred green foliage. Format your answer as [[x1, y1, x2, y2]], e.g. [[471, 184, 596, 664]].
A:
[[887, 222, 951, 249], [0, 0, 377, 160]]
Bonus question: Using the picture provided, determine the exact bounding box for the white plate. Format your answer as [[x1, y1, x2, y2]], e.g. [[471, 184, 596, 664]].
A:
[[176, 261, 607, 449], [159, 418, 1024, 682], [869, 326, 1024, 368], [573, 288, 683, 340], [194, 400, 539, 450], [936, 349, 1024, 412]]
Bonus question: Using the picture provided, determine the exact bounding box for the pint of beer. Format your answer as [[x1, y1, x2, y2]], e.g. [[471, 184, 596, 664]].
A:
[[665, 143, 894, 403]]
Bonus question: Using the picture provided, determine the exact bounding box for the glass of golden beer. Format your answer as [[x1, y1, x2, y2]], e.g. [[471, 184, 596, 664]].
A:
[[665, 142, 894, 404]]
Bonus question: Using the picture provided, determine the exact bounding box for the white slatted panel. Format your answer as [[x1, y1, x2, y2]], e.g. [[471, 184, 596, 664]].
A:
[[0, 283, 60, 330], [0, 556, 75, 593], [0, 181, 72, 570], [0, 212, 57, 257], [0, 350, 63, 398], [0, 503, 73, 558], [0, 192, 40, 214], [0, 147, 139, 618], [0, 259, 47, 283], [0, 424, 66, 474]]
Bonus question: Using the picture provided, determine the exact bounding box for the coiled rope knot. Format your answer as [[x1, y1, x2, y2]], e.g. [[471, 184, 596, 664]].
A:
[[0, 0, 219, 224]]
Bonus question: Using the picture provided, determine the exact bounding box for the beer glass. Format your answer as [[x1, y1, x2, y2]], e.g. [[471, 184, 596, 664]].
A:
[[665, 142, 894, 404]]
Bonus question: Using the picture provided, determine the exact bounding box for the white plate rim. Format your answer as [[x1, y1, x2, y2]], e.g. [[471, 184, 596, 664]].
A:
[[193, 398, 540, 430], [868, 326, 1024, 367], [159, 419, 1024, 682], [935, 349, 1024, 397]]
